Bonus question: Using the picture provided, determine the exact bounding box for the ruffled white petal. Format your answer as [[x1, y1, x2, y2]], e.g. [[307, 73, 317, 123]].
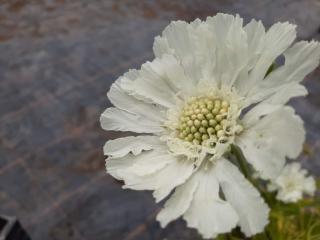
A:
[[266, 41, 320, 86], [237, 136, 283, 180], [244, 19, 266, 70], [237, 106, 305, 179], [139, 54, 194, 96], [153, 35, 174, 57], [233, 19, 265, 95], [153, 19, 205, 83], [106, 147, 171, 180], [101, 68, 166, 133], [253, 21, 296, 81], [103, 136, 161, 158], [183, 166, 239, 239], [248, 41, 320, 104], [240, 103, 281, 127], [107, 75, 166, 122], [156, 173, 199, 227], [120, 57, 178, 108], [261, 83, 308, 105], [214, 160, 269, 237], [123, 157, 194, 202], [100, 108, 163, 133], [153, 20, 199, 58], [245, 22, 296, 100], [118, 52, 197, 108], [206, 14, 249, 89]]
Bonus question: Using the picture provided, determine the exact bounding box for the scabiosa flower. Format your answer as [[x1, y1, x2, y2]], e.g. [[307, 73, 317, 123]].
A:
[[267, 163, 316, 203], [100, 13, 320, 238]]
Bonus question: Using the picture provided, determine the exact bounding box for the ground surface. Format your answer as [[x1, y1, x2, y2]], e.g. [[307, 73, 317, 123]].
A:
[[0, 0, 319, 239]]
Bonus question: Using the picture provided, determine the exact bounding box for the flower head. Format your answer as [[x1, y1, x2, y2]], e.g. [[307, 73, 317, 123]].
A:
[[267, 163, 316, 203], [100, 13, 320, 238]]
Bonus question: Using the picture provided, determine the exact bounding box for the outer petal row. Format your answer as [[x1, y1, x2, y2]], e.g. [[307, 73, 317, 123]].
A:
[[106, 141, 195, 202], [157, 160, 269, 238], [101, 53, 195, 133], [120, 54, 193, 107], [157, 162, 239, 239]]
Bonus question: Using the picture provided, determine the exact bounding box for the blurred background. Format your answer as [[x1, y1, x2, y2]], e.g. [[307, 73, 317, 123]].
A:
[[0, 0, 319, 239]]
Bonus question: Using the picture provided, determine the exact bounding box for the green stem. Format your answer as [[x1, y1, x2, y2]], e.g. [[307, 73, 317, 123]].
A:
[[231, 145, 251, 180]]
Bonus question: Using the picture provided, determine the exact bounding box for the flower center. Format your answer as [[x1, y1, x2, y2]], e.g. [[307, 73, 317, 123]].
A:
[[177, 97, 230, 145]]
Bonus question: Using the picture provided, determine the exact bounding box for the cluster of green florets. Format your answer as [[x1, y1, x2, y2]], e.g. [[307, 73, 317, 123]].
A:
[[177, 97, 230, 145]]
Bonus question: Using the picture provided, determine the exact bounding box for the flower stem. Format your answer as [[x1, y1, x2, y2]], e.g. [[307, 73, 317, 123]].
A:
[[231, 145, 251, 180]]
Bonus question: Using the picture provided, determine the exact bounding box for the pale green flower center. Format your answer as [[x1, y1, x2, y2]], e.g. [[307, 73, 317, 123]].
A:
[[177, 97, 230, 145]]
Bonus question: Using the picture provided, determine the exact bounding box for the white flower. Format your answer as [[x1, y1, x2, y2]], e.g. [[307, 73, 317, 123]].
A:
[[100, 13, 320, 239], [267, 163, 316, 203]]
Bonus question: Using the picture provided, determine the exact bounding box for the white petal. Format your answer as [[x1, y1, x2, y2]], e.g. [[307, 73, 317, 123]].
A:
[[259, 83, 308, 105], [249, 106, 305, 159], [100, 108, 163, 133], [277, 190, 302, 203], [153, 19, 204, 82], [106, 158, 131, 180], [123, 157, 194, 202], [267, 41, 320, 85], [153, 35, 174, 57], [238, 106, 305, 179], [156, 174, 199, 227], [206, 14, 249, 89], [236, 134, 284, 180], [120, 57, 178, 108], [245, 22, 296, 98], [183, 165, 239, 239], [107, 76, 166, 122], [214, 160, 269, 237], [244, 19, 266, 70], [103, 136, 161, 158], [106, 148, 171, 181], [248, 41, 319, 104], [140, 54, 194, 95], [241, 103, 281, 127], [233, 19, 265, 95], [303, 176, 316, 196], [271, 163, 316, 203]]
